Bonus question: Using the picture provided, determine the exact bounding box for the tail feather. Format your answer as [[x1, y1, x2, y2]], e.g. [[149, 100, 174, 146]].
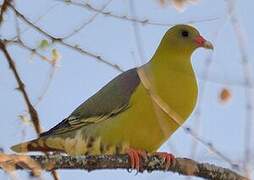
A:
[[11, 138, 60, 153], [11, 139, 38, 153]]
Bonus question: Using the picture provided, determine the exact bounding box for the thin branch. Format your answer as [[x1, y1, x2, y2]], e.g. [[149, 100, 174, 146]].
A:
[[63, 0, 113, 40], [0, 40, 42, 134], [189, 18, 230, 171], [8, 2, 123, 72], [7, 39, 53, 64], [4, 39, 59, 106], [0, 0, 11, 25], [129, 0, 237, 171], [8, 3, 57, 40], [33, 62, 58, 107], [12, 41, 58, 106], [0, 153, 248, 180], [56, 0, 219, 27], [226, 0, 254, 177], [0, 40, 59, 180], [10, 2, 59, 41], [60, 42, 123, 72], [184, 127, 239, 170]]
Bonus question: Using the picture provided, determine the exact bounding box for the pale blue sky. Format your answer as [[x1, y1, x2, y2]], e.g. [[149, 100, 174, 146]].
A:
[[0, 0, 254, 179]]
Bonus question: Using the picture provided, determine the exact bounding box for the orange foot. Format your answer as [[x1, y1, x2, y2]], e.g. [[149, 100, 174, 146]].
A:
[[152, 152, 175, 170], [126, 148, 147, 172]]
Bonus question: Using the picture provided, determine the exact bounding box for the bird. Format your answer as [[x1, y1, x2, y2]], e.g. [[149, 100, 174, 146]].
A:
[[11, 24, 213, 170]]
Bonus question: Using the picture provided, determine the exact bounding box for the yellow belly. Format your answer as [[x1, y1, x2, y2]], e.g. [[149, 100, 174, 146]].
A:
[[82, 70, 198, 154], [87, 84, 174, 153], [44, 69, 197, 155]]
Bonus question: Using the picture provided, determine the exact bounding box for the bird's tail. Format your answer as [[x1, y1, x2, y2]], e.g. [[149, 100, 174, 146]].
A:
[[11, 138, 57, 153]]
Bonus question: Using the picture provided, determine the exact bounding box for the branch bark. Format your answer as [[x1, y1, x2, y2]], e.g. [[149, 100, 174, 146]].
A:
[[0, 0, 11, 25], [0, 40, 59, 179], [0, 153, 248, 180], [0, 40, 42, 134], [7, 2, 123, 73]]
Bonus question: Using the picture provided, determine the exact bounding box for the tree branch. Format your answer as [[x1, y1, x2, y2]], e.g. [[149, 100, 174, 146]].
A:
[[0, 40, 42, 134], [0, 153, 248, 180], [0, 40, 59, 180], [55, 0, 218, 27], [0, 0, 11, 25], [7, 2, 123, 73]]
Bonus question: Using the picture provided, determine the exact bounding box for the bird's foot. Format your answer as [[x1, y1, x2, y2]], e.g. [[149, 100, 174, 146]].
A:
[[151, 152, 175, 170], [126, 148, 147, 172]]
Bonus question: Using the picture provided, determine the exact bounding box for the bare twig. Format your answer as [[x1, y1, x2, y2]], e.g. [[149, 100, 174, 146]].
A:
[[129, 0, 237, 171], [226, 0, 254, 177], [10, 2, 59, 41], [184, 127, 239, 170], [0, 153, 248, 180], [0, 153, 42, 176], [0, 40, 42, 134], [63, 0, 113, 39], [7, 39, 53, 64], [8, 3, 123, 72], [0, 40, 59, 180], [34, 63, 58, 107], [55, 0, 219, 27], [5, 39, 58, 106], [189, 21, 228, 171], [0, 0, 11, 25]]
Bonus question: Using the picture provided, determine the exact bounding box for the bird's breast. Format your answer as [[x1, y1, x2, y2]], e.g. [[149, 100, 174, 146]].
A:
[[85, 70, 198, 153]]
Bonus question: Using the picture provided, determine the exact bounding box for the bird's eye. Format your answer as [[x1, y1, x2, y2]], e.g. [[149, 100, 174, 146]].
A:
[[181, 30, 189, 37]]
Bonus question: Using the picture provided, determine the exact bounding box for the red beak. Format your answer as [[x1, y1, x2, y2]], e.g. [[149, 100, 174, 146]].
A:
[[194, 35, 214, 49]]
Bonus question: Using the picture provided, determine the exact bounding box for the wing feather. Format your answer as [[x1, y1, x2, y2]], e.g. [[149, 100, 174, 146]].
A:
[[40, 68, 140, 137]]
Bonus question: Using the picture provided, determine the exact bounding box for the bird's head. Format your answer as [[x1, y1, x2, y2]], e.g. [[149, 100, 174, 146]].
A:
[[161, 24, 213, 55]]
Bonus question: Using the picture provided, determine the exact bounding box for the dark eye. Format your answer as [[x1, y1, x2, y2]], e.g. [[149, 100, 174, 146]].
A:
[[181, 30, 189, 37]]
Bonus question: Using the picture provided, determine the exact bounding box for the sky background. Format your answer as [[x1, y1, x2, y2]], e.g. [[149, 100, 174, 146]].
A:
[[0, 0, 254, 179]]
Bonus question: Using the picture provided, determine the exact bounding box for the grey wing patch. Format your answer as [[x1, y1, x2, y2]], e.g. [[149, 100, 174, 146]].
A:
[[40, 68, 140, 137]]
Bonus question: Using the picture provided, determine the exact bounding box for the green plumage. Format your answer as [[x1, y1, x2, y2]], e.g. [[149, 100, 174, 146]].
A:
[[11, 25, 213, 155], [41, 68, 141, 137]]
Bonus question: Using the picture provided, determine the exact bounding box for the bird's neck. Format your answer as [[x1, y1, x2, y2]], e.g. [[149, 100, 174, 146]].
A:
[[139, 47, 198, 122], [148, 47, 194, 77]]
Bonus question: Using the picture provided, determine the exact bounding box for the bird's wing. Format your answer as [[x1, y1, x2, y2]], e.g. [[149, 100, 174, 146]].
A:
[[40, 68, 140, 137]]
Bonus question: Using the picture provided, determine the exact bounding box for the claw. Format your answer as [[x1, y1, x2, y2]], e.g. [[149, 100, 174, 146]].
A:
[[126, 148, 147, 172], [152, 152, 175, 170]]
